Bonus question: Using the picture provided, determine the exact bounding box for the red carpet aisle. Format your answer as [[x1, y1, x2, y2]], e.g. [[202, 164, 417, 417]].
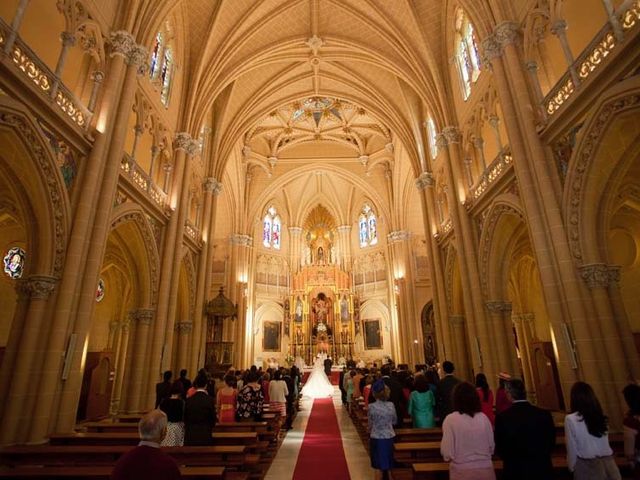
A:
[[292, 398, 351, 479], [301, 370, 341, 385]]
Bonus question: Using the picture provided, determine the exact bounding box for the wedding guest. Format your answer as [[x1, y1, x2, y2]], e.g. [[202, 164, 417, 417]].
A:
[[216, 374, 238, 423], [261, 372, 271, 404], [269, 370, 289, 418], [623, 383, 640, 477], [475, 373, 495, 427], [440, 382, 495, 480], [425, 369, 439, 395], [346, 370, 356, 410], [408, 374, 436, 428], [565, 381, 621, 480], [363, 375, 374, 410], [495, 372, 512, 415], [353, 369, 364, 399], [159, 384, 185, 446], [237, 372, 264, 421], [177, 369, 192, 397], [368, 380, 397, 480], [155, 370, 173, 408], [184, 374, 216, 446], [436, 361, 460, 425], [111, 410, 181, 480]]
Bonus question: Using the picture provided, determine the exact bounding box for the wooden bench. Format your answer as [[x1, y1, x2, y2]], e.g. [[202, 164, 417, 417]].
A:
[[0, 465, 226, 479], [394, 428, 443, 443], [211, 432, 258, 447], [0, 445, 248, 468], [79, 422, 138, 433]]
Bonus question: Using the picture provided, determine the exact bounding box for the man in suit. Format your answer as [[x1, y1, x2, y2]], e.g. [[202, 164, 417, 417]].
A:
[[155, 370, 173, 408], [494, 378, 556, 480], [375, 364, 404, 427], [184, 374, 216, 446], [435, 360, 460, 425], [324, 357, 333, 376]]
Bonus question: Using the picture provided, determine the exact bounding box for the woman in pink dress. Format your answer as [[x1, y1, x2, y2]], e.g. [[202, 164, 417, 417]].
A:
[[495, 372, 512, 415], [216, 374, 238, 423], [475, 373, 495, 427]]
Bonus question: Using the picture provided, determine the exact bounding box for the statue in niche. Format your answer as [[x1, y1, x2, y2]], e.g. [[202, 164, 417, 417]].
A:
[[340, 295, 349, 322], [314, 294, 329, 323], [304, 245, 311, 265], [317, 246, 324, 264], [330, 245, 336, 264], [294, 296, 303, 323]]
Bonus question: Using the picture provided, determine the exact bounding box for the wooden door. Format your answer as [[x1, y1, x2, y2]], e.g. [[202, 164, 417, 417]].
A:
[[77, 351, 115, 421], [530, 342, 564, 411]]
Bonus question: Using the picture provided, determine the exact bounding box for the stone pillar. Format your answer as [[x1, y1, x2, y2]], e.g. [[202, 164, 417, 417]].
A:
[[144, 133, 197, 407], [175, 321, 193, 372], [228, 234, 252, 367], [189, 177, 222, 375], [26, 30, 139, 444], [550, 20, 580, 87], [50, 31, 76, 99], [0, 275, 57, 445], [87, 70, 104, 113], [415, 172, 454, 366], [130, 125, 144, 160], [485, 301, 518, 381], [449, 315, 470, 380], [487, 115, 504, 154], [3, 0, 30, 54], [525, 61, 547, 123], [125, 309, 153, 412], [512, 313, 537, 403], [111, 319, 130, 414], [473, 136, 487, 169], [288, 226, 303, 272], [601, 0, 624, 41], [336, 225, 352, 269]]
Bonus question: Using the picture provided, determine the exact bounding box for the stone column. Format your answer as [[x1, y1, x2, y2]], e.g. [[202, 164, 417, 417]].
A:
[[473, 137, 487, 169], [487, 115, 504, 154], [189, 177, 222, 375], [525, 61, 547, 123], [175, 321, 193, 372], [288, 227, 303, 272], [125, 309, 153, 412], [415, 172, 454, 365], [485, 302, 518, 380], [50, 39, 149, 436], [512, 313, 537, 403], [336, 225, 352, 269], [50, 31, 76, 99], [601, 0, 624, 41], [130, 125, 144, 160], [87, 70, 104, 113], [111, 319, 130, 414], [144, 133, 196, 407], [0, 275, 57, 445], [3, 0, 30, 54], [27, 31, 139, 444], [449, 315, 469, 380], [227, 234, 252, 367], [550, 20, 580, 87]]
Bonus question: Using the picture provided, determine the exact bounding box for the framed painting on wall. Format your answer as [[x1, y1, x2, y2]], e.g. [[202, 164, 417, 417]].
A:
[[263, 321, 281, 352], [364, 318, 382, 350]]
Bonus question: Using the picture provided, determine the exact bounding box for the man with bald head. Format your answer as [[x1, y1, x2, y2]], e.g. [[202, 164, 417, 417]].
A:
[[111, 410, 182, 480]]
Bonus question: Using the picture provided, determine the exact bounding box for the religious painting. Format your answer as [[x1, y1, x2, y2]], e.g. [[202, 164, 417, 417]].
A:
[[3, 247, 25, 279], [263, 321, 281, 352], [364, 319, 382, 350], [340, 295, 349, 322], [294, 296, 303, 322], [96, 278, 105, 302]]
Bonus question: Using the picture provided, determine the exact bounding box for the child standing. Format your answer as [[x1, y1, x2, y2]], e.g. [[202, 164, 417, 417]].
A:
[[368, 379, 397, 480]]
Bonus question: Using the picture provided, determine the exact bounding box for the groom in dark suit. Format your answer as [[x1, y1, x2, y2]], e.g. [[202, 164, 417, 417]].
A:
[[323, 357, 332, 376], [495, 378, 556, 480]]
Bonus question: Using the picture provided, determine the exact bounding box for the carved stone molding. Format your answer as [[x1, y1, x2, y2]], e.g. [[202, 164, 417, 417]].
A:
[[387, 231, 410, 243], [173, 132, 193, 152], [17, 275, 57, 300], [579, 263, 621, 288], [288, 226, 303, 235], [186, 139, 200, 157], [203, 177, 223, 195], [337, 225, 351, 234], [486, 301, 513, 313], [415, 171, 434, 190], [481, 34, 502, 63], [60, 31, 76, 47], [133, 308, 154, 325], [230, 234, 253, 247], [176, 321, 193, 335], [435, 133, 448, 149], [108, 30, 135, 58], [449, 315, 465, 326], [359, 155, 369, 166], [127, 45, 149, 75], [305, 35, 324, 55], [512, 312, 535, 324]]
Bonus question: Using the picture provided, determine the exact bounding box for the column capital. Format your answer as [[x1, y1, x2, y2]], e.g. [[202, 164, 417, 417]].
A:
[[442, 126, 462, 144], [230, 234, 253, 247], [133, 308, 154, 325], [486, 301, 513, 313], [16, 275, 58, 300], [127, 45, 149, 76], [60, 31, 76, 47], [288, 226, 303, 235], [495, 21, 521, 48], [481, 34, 502, 64], [90, 70, 105, 84], [449, 315, 465, 326], [487, 114, 500, 128], [175, 321, 193, 334], [108, 30, 136, 58], [415, 171, 434, 190], [203, 177, 223, 195], [472, 136, 484, 149], [579, 263, 621, 288], [337, 225, 352, 234], [550, 19, 568, 35], [387, 231, 410, 243], [525, 60, 538, 73], [512, 312, 535, 324], [174, 132, 193, 152]]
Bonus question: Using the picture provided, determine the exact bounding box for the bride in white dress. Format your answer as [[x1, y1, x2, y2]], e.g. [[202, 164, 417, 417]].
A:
[[300, 355, 335, 398]]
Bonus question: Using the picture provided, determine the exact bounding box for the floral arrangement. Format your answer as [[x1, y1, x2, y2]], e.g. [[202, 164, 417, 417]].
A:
[[284, 353, 295, 365]]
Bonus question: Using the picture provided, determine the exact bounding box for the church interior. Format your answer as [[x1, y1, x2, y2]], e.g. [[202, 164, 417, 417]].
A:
[[0, 0, 640, 476]]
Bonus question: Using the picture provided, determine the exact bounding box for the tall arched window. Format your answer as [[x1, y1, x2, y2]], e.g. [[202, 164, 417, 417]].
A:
[[455, 9, 481, 100], [263, 206, 281, 250], [426, 115, 438, 160], [149, 23, 174, 107], [359, 204, 378, 248]]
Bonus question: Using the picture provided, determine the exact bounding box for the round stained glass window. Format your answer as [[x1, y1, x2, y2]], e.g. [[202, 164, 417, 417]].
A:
[[96, 278, 105, 302], [3, 247, 25, 279]]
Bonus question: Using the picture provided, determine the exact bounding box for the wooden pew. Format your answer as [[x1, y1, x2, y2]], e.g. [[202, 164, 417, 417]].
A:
[[0, 465, 225, 479], [394, 428, 443, 443]]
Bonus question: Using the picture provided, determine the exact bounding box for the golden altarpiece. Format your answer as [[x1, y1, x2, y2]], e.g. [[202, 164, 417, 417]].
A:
[[284, 216, 360, 365]]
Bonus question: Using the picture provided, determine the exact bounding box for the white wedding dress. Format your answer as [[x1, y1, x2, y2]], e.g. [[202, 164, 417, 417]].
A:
[[300, 357, 335, 398]]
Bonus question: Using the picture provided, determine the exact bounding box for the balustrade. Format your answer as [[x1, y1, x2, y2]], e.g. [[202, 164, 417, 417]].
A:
[[470, 148, 513, 200], [120, 153, 167, 208]]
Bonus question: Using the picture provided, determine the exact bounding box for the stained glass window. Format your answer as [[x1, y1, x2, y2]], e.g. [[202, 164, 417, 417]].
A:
[[160, 47, 173, 107], [150, 31, 163, 80], [263, 206, 281, 249], [426, 116, 438, 160], [359, 204, 378, 248], [3, 247, 25, 279], [96, 278, 105, 302], [455, 9, 481, 100]]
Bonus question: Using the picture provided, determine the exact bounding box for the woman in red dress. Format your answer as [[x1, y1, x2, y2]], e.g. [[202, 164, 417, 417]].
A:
[[216, 374, 238, 423], [475, 373, 495, 427]]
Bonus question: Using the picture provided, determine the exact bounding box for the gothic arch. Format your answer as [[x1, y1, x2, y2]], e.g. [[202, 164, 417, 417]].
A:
[[478, 194, 526, 300], [563, 78, 640, 265], [109, 204, 160, 307], [0, 97, 71, 278]]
